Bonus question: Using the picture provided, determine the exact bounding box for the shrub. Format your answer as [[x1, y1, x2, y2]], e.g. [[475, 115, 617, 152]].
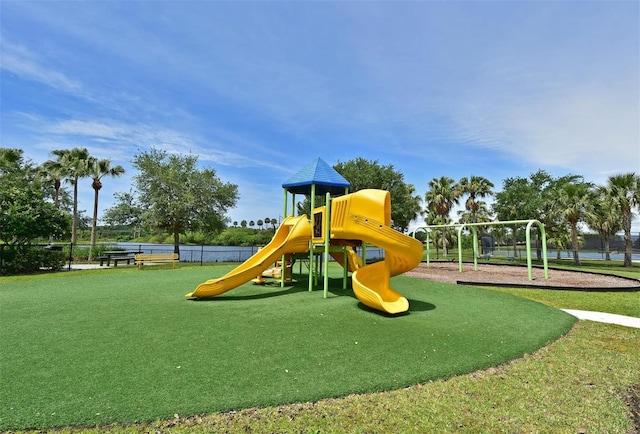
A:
[[0, 245, 66, 275]]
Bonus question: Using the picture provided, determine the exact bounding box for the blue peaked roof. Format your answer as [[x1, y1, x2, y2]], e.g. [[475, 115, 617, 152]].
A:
[[282, 157, 350, 195]]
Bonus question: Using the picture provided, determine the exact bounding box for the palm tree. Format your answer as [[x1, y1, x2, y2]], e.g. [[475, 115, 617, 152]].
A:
[[606, 173, 640, 267], [40, 157, 67, 210], [0, 148, 23, 170], [88, 158, 125, 259], [53, 148, 91, 244], [425, 176, 460, 257], [459, 176, 494, 224], [257, 219, 264, 230], [548, 178, 595, 266], [586, 186, 623, 261]]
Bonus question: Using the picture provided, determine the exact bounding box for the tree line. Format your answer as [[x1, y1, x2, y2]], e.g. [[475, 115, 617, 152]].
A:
[[2, 147, 638, 273], [422, 170, 640, 268]]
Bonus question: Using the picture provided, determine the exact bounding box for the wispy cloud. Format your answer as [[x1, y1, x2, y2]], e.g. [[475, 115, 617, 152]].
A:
[[0, 39, 89, 98]]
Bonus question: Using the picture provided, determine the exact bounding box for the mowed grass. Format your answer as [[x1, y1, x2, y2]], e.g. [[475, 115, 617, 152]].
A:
[[0, 264, 576, 431]]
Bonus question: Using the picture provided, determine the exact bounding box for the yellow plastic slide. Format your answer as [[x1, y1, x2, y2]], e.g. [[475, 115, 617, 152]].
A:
[[330, 190, 423, 314], [185, 215, 311, 299]]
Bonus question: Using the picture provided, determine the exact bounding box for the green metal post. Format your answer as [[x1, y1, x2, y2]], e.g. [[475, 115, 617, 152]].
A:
[[323, 192, 330, 298], [457, 226, 464, 272], [308, 184, 316, 292], [539, 222, 549, 279], [471, 226, 479, 271]]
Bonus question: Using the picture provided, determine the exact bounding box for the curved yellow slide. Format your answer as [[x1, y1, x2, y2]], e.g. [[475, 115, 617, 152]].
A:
[[186, 215, 311, 299], [330, 190, 423, 314]]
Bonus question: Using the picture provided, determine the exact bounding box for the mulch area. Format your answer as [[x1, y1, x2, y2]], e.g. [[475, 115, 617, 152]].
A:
[[406, 261, 640, 291]]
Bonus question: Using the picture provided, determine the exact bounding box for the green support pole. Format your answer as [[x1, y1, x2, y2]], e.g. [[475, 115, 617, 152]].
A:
[[343, 248, 348, 290], [539, 222, 550, 279], [471, 226, 479, 271], [283, 189, 288, 219], [308, 184, 316, 292], [457, 226, 464, 272], [281, 189, 288, 288], [426, 230, 430, 266], [323, 192, 330, 298]]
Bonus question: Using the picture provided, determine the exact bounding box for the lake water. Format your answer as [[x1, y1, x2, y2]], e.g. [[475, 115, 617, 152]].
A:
[[116, 242, 384, 263]]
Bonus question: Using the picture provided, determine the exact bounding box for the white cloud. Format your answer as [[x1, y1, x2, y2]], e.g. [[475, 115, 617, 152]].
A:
[[0, 39, 87, 96]]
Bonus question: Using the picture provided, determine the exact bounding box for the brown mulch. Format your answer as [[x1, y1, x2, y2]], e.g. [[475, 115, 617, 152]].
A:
[[406, 262, 640, 290]]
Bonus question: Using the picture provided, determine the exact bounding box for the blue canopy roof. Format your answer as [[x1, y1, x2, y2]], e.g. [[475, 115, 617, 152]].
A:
[[282, 157, 350, 195]]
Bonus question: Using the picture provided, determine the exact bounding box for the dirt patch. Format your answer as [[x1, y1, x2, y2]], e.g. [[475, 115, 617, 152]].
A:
[[406, 262, 640, 291]]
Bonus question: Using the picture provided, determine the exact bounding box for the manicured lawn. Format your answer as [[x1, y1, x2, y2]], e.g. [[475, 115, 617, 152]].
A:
[[0, 264, 575, 431]]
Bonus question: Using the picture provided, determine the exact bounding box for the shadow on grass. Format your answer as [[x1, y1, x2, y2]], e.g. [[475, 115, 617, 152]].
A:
[[195, 283, 310, 301]]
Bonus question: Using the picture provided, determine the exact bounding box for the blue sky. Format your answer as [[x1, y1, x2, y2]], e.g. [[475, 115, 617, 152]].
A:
[[1, 1, 639, 233]]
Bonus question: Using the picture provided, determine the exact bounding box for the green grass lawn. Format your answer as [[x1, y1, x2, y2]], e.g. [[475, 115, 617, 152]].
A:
[[0, 264, 576, 431]]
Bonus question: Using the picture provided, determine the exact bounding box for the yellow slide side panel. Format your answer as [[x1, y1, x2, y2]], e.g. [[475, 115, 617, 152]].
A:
[[186, 215, 310, 299]]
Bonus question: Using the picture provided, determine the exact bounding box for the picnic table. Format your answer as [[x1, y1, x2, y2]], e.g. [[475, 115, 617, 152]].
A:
[[98, 250, 143, 267]]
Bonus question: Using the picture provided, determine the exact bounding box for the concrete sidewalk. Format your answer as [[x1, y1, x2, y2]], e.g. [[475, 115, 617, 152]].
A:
[[561, 309, 640, 329]]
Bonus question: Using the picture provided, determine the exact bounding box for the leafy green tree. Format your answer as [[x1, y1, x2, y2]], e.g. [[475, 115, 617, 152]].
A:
[[52, 148, 91, 244], [546, 177, 595, 266], [257, 219, 264, 230], [132, 148, 239, 256], [424, 176, 460, 257], [103, 190, 143, 227], [0, 148, 69, 273], [333, 158, 422, 232], [493, 170, 554, 258], [606, 172, 640, 267], [241, 220, 247, 228], [88, 158, 125, 258], [586, 186, 624, 261]]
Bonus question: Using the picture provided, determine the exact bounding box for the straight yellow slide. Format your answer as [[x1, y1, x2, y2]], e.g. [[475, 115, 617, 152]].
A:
[[330, 190, 423, 314], [185, 215, 311, 299]]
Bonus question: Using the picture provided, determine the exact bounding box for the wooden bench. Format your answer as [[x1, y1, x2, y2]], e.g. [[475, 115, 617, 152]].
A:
[[134, 253, 179, 269]]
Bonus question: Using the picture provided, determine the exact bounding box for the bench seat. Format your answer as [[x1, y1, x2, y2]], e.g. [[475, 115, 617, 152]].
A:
[[112, 256, 134, 267], [135, 253, 179, 268]]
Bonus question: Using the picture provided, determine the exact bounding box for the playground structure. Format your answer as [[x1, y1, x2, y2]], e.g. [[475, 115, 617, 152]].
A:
[[186, 158, 423, 314], [413, 219, 549, 281]]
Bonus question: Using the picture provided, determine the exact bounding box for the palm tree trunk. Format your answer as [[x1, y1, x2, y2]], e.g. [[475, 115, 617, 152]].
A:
[[89, 187, 99, 261], [604, 238, 611, 261], [623, 213, 632, 267], [441, 227, 447, 258], [72, 176, 79, 244], [173, 230, 180, 258], [571, 223, 580, 266]]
